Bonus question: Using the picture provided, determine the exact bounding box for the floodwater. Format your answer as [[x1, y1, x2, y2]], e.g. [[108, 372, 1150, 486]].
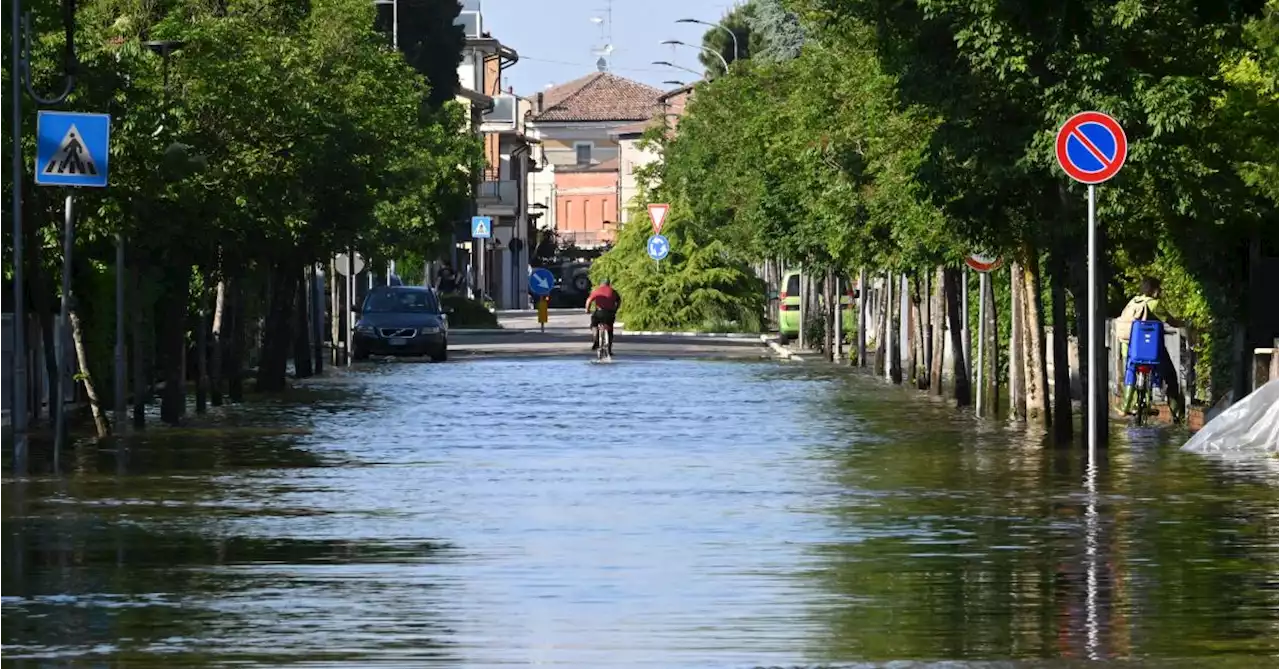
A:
[[3, 356, 1277, 667]]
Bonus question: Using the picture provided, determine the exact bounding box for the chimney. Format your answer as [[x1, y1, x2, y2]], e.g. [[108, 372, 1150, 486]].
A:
[[536, 92, 544, 113]]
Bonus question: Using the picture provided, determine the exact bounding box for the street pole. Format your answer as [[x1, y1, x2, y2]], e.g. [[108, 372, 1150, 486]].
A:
[[961, 270, 971, 382], [113, 234, 126, 429], [1087, 184, 1097, 465], [392, 0, 398, 51], [53, 194, 75, 469], [13, 11, 78, 470], [11, 0, 29, 472], [346, 250, 355, 367], [977, 271, 987, 417]]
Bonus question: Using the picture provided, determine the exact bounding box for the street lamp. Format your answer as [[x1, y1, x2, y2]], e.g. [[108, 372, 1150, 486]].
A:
[[127, 39, 186, 429], [652, 60, 702, 77], [660, 39, 729, 74], [676, 18, 738, 61], [663, 80, 686, 87], [11, 0, 79, 472], [373, 0, 398, 50]]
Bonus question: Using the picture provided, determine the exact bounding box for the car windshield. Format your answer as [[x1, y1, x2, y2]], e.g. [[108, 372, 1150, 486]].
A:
[[363, 288, 437, 313]]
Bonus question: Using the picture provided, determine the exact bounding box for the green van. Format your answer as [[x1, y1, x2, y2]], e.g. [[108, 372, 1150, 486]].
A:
[[777, 270, 857, 344]]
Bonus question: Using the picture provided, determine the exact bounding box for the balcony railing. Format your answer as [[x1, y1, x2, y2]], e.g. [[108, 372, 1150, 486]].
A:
[[478, 179, 518, 204]]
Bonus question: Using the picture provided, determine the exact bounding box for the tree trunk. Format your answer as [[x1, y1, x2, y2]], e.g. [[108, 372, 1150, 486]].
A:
[[195, 286, 209, 414], [888, 274, 901, 384], [226, 277, 246, 403], [1049, 246, 1073, 441], [911, 273, 926, 388], [930, 267, 946, 395], [130, 263, 149, 428], [1008, 262, 1027, 420], [159, 265, 190, 425], [68, 308, 110, 437], [210, 279, 227, 406], [29, 250, 60, 422], [1022, 254, 1050, 427], [311, 266, 324, 375], [293, 267, 314, 378], [256, 262, 298, 393], [982, 272, 1000, 416], [945, 268, 972, 406], [857, 268, 868, 367]]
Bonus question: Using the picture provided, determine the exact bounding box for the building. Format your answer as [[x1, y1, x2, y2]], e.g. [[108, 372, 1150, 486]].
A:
[[606, 82, 696, 227], [453, 0, 537, 309], [525, 72, 664, 250]]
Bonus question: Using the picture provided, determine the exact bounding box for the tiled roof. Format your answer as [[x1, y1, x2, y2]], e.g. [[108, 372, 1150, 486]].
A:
[[532, 73, 663, 123]]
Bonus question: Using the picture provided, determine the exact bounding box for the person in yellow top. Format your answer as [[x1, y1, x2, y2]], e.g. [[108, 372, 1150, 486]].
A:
[[1115, 277, 1184, 422]]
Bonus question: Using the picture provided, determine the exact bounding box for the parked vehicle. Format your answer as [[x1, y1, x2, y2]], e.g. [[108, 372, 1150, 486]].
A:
[[777, 270, 857, 345], [352, 286, 450, 362]]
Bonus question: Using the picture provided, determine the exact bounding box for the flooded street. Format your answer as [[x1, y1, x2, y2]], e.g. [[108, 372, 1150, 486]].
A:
[[3, 356, 1277, 667]]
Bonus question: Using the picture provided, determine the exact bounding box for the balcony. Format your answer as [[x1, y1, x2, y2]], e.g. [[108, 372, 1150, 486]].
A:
[[477, 179, 518, 206]]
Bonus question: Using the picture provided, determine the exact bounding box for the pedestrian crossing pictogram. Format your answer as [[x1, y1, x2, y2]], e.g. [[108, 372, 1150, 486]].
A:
[[42, 125, 99, 177]]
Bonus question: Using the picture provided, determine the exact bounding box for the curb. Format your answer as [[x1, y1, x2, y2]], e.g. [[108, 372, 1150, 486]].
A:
[[764, 338, 804, 362], [617, 330, 762, 340], [450, 328, 521, 335]]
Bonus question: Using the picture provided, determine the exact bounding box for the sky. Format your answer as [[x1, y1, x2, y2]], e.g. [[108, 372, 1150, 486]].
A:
[[474, 0, 742, 96]]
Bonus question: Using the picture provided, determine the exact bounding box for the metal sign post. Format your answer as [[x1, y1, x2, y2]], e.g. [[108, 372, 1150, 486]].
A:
[[964, 253, 1003, 417], [1055, 111, 1128, 464], [34, 111, 110, 463]]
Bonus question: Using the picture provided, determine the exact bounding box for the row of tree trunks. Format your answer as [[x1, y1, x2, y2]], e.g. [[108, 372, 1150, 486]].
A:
[[256, 262, 300, 393], [1049, 245, 1073, 440]]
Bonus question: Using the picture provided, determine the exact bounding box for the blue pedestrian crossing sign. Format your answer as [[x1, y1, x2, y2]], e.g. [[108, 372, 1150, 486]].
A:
[[35, 111, 111, 188], [529, 267, 555, 296], [471, 216, 493, 239]]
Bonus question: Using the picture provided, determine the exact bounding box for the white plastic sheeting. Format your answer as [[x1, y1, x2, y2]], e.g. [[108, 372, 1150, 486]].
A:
[[1181, 379, 1280, 455]]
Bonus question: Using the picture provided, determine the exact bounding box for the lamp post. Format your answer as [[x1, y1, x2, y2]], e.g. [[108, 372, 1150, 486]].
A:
[[662, 80, 686, 87], [661, 39, 729, 74], [373, 0, 398, 50], [11, 0, 78, 473], [676, 18, 738, 61], [123, 40, 185, 431], [652, 60, 702, 77]]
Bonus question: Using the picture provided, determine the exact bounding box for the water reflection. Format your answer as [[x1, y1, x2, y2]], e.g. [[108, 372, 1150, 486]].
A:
[[3, 358, 1276, 667]]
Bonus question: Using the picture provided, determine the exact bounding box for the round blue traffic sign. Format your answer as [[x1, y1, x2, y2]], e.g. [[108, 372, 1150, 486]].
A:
[[528, 267, 555, 296], [647, 234, 670, 261], [1055, 111, 1127, 185]]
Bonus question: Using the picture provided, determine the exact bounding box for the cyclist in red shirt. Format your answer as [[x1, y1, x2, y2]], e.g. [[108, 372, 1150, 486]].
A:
[[585, 279, 622, 350]]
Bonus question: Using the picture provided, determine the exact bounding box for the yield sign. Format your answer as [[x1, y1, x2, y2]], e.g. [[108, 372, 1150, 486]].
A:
[[647, 203, 669, 235]]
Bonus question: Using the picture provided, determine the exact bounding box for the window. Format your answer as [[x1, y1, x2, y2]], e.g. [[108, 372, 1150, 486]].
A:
[[575, 142, 592, 166]]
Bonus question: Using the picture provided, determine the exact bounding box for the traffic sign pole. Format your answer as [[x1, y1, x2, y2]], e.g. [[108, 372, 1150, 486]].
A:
[[1056, 110, 1127, 463], [1087, 184, 1097, 464]]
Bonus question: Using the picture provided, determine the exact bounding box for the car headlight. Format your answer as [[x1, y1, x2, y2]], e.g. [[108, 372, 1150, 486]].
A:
[[419, 326, 442, 335], [355, 324, 375, 334]]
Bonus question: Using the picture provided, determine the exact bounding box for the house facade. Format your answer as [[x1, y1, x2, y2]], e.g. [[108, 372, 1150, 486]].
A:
[[525, 73, 664, 249], [452, 0, 538, 309]]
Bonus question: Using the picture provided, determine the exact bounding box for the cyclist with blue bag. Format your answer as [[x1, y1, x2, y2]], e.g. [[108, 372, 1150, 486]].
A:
[[1115, 277, 1185, 423]]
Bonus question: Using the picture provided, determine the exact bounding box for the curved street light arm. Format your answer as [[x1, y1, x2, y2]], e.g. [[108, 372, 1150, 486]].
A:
[[663, 39, 729, 75], [652, 60, 703, 77], [20, 8, 78, 104], [676, 18, 739, 62]]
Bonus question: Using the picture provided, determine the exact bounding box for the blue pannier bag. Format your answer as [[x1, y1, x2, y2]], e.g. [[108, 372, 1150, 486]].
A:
[[1127, 319, 1163, 366]]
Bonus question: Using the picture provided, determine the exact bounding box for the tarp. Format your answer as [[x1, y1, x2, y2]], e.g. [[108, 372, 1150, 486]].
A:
[[1181, 379, 1279, 455]]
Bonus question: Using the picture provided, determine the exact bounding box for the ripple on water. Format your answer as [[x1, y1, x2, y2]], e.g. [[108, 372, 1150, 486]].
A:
[[3, 357, 1276, 667]]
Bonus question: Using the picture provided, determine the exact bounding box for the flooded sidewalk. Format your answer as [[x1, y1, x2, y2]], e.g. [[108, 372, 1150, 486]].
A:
[[3, 357, 1276, 667]]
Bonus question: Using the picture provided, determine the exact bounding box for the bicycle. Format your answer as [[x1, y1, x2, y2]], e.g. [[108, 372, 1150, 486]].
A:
[[1126, 319, 1164, 427], [595, 321, 614, 361]]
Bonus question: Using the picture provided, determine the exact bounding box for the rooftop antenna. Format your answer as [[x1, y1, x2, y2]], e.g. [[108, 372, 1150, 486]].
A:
[[589, 0, 613, 72]]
